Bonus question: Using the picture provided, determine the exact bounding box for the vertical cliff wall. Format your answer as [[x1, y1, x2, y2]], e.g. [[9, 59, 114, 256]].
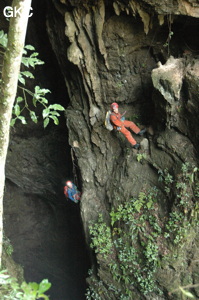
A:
[[44, 0, 199, 299], [2, 0, 199, 299]]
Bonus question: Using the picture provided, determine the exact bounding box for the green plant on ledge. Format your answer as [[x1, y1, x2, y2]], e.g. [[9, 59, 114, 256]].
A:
[[87, 188, 163, 299], [136, 153, 147, 163], [89, 214, 114, 259], [159, 163, 199, 245], [87, 163, 199, 299]]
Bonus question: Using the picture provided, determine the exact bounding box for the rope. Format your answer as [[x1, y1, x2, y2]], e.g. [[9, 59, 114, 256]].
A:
[[71, 147, 79, 187]]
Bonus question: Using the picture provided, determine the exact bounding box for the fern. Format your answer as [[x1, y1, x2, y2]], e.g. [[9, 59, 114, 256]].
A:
[[133, 192, 146, 212]]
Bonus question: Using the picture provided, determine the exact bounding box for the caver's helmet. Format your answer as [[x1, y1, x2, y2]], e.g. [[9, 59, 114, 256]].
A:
[[66, 181, 72, 188], [110, 102, 119, 110]]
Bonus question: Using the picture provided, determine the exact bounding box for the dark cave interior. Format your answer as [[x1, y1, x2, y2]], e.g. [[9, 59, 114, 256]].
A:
[[3, 1, 90, 299]]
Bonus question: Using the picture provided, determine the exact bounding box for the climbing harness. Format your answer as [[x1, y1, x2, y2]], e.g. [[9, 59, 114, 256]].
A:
[[105, 110, 126, 131]]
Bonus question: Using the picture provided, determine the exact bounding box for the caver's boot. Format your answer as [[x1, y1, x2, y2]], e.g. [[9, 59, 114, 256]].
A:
[[132, 143, 140, 150], [138, 128, 146, 136]]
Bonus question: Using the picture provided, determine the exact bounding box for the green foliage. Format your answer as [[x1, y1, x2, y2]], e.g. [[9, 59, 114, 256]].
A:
[[42, 104, 65, 128], [21, 45, 44, 69], [87, 163, 199, 298], [3, 235, 13, 256], [158, 163, 199, 210], [0, 270, 51, 300], [112, 189, 157, 219], [136, 153, 147, 163], [143, 241, 159, 266], [148, 215, 162, 235], [85, 287, 102, 300], [115, 81, 124, 88], [158, 168, 174, 195], [89, 214, 114, 259], [127, 113, 140, 122], [164, 211, 191, 244], [0, 30, 8, 49], [0, 29, 65, 128], [133, 192, 146, 212], [88, 188, 162, 298], [163, 30, 174, 48], [159, 163, 199, 244]]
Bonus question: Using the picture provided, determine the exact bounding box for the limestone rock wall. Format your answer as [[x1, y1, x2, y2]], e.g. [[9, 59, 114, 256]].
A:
[[46, 0, 198, 214], [45, 0, 199, 298]]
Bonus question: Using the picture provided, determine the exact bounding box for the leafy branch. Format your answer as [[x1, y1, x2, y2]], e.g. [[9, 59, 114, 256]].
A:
[[0, 30, 65, 128], [0, 269, 51, 300], [0, 30, 8, 49]]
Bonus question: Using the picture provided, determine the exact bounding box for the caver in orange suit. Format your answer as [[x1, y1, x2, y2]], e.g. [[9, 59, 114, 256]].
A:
[[110, 103, 142, 147]]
